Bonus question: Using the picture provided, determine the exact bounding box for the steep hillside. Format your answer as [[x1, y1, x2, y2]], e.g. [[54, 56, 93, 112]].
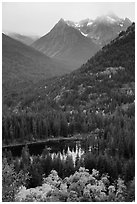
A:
[[32, 19, 100, 68], [2, 34, 74, 106]]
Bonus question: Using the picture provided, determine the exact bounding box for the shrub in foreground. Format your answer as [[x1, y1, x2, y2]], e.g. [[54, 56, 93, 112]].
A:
[[15, 167, 129, 202], [2, 158, 29, 202]]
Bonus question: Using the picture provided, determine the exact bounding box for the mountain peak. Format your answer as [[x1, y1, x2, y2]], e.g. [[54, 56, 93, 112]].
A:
[[57, 18, 66, 25], [59, 18, 65, 23], [53, 18, 68, 30], [124, 17, 132, 24]]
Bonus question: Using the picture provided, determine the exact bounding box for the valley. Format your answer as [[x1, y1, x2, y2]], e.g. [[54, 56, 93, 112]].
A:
[[2, 7, 135, 202], [2, 34, 76, 107]]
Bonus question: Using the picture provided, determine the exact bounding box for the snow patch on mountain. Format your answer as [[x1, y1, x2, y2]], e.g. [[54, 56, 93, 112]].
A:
[[87, 21, 93, 26], [75, 23, 81, 27], [120, 23, 124, 27], [80, 31, 88, 37]]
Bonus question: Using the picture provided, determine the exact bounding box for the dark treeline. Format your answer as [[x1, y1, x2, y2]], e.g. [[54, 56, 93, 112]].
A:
[[2, 91, 134, 146], [3, 104, 135, 188]]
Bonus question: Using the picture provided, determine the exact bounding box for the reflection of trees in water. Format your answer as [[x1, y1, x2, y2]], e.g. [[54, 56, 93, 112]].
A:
[[4, 137, 101, 173], [3, 135, 101, 164], [48, 142, 85, 166], [45, 136, 103, 167]]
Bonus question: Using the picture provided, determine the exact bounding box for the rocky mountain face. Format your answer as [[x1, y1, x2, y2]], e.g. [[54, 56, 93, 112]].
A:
[[32, 14, 131, 68], [66, 14, 132, 46], [32, 19, 100, 68]]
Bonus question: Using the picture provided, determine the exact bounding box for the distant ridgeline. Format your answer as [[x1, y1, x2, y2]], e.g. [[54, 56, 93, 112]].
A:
[[2, 33, 76, 108]]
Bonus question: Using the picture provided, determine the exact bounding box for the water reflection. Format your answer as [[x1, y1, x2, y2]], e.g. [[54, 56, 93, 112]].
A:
[[49, 141, 85, 165], [3, 138, 99, 165]]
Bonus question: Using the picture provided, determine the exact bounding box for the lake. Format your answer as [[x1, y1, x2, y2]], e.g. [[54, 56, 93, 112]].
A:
[[2, 136, 99, 164]]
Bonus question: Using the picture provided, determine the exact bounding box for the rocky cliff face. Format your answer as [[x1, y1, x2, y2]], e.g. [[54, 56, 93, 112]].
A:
[[66, 14, 132, 46]]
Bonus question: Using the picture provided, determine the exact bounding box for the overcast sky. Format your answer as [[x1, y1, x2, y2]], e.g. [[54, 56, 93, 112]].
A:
[[2, 2, 135, 36]]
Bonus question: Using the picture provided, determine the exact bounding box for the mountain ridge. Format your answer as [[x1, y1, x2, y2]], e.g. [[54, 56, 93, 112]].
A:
[[7, 23, 135, 113], [6, 32, 39, 45], [65, 14, 132, 46], [2, 33, 75, 106], [2, 22, 135, 112], [31, 19, 100, 68]]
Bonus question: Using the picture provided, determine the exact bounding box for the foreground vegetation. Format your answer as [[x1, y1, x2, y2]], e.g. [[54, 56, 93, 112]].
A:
[[3, 159, 135, 202]]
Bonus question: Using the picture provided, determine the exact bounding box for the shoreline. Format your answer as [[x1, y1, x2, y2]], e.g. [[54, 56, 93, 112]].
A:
[[2, 135, 84, 150]]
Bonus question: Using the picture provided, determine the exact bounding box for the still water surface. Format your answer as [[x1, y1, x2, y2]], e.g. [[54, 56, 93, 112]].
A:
[[3, 138, 97, 164]]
